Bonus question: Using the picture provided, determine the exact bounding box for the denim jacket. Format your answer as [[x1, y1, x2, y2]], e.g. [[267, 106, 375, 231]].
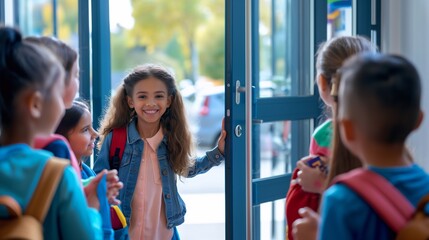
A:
[[93, 117, 225, 229]]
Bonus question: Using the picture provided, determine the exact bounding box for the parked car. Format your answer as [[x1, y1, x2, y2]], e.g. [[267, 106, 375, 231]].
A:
[[190, 85, 225, 147]]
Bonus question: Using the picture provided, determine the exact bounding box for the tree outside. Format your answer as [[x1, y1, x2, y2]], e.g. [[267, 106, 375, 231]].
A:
[[111, 0, 225, 84]]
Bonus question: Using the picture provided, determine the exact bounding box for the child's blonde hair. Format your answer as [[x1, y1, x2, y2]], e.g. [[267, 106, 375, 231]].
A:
[[316, 35, 377, 86], [98, 64, 194, 176]]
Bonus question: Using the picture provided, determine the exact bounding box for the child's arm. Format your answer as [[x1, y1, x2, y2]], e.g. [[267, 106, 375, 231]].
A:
[[187, 118, 227, 177], [83, 167, 123, 205], [187, 147, 225, 177], [49, 166, 103, 240], [292, 207, 319, 240], [106, 169, 123, 205]]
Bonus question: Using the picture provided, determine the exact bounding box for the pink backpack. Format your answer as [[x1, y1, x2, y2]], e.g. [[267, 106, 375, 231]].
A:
[[332, 168, 429, 240], [34, 134, 81, 180]]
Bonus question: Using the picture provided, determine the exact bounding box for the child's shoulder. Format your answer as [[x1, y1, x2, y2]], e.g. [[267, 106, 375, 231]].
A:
[[310, 119, 333, 156], [322, 183, 370, 217], [0, 144, 52, 162], [312, 119, 333, 138], [324, 182, 359, 203]]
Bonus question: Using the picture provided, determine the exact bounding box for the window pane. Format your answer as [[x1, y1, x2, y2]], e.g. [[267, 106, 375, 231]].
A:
[[257, 198, 286, 240], [17, 0, 78, 53], [258, 0, 313, 97], [256, 119, 312, 178], [57, 0, 78, 47], [18, 0, 52, 36]]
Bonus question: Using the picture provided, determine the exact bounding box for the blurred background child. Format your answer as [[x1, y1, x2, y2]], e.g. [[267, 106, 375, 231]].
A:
[[55, 100, 99, 178], [55, 99, 125, 239], [285, 35, 377, 240], [0, 25, 103, 239]]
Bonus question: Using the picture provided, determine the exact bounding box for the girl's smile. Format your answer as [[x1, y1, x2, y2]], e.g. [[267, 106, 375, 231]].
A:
[[127, 76, 172, 129]]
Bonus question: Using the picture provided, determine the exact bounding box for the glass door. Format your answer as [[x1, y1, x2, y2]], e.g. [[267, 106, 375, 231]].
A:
[[225, 0, 326, 239], [226, 0, 380, 239]]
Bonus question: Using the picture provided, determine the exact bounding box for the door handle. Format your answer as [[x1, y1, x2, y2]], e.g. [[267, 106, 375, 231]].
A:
[[236, 80, 246, 104]]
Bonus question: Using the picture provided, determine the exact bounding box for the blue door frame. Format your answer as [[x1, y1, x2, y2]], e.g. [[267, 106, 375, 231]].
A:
[[225, 1, 247, 239]]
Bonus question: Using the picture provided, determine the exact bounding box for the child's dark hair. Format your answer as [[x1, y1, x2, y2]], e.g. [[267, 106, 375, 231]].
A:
[[98, 64, 194, 176], [0, 26, 63, 131], [25, 36, 77, 86], [339, 53, 421, 144], [56, 100, 90, 138]]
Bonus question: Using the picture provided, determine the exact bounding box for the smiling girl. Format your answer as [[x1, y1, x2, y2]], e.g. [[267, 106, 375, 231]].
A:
[[94, 64, 227, 240]]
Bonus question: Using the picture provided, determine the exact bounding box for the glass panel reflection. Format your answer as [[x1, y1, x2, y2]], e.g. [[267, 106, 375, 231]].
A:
[[258, 0, 313, 97], [257, 119, 312, 179], [18, 0, 52, 36]]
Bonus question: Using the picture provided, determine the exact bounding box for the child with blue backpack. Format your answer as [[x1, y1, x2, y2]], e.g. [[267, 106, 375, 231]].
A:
[[55, 99, 126, 238], [0, 26, 103, 239], [26, 35, 123, 240]]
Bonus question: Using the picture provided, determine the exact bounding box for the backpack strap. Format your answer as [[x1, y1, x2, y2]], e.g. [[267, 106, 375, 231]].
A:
[[109, 127, 127, 171], [26, 157, 68, 222], [332, 168, 415, 232]]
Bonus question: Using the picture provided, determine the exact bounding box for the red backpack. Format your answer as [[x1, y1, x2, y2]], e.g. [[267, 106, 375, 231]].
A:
[[107, 127, 128, 230], [109, 127, 127, 172], [332, 168, 429, 240]]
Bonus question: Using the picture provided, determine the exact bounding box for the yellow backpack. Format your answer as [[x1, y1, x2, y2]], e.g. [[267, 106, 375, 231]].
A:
[[0, 157, 68, 240]]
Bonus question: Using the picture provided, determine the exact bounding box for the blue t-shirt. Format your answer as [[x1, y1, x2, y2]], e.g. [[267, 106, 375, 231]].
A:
[[81, 162, 96, 179], [319, 164, 429, 240], [0, 144, 101, 239]]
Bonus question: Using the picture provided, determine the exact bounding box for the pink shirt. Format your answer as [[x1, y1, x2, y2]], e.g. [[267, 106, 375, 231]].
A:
[[129, 128, 173, 240]]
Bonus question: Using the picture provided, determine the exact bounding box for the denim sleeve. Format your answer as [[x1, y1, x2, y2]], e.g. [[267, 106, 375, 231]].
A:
[[187, 147, 225, 178], [44, 166, 102, 240], [94, 133, 113, 174]]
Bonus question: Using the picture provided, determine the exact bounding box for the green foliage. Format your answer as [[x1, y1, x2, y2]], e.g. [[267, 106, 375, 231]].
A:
[[129, 0, 225, 81], [197, 18, 225, 80], [164, 36, 187, 73], [111, 30, 184, 79], [41, 0, 78, 40]]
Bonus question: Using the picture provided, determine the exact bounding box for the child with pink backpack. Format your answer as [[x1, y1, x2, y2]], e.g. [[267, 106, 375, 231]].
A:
[[318, 53, 429, 239]]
